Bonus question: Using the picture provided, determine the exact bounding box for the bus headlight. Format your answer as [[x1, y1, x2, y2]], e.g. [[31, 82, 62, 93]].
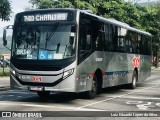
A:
[[10, 68, 16, 75], [63, 68, 74, 79]]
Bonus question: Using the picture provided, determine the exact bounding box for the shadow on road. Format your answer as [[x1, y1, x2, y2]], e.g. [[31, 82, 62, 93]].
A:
[[0, 86, 10, 91], [4, 85, 144, 104]]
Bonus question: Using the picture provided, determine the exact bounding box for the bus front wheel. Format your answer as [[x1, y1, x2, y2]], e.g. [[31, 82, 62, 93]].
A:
[[86, 75, 98, 99], [37, 91, 50, 99]]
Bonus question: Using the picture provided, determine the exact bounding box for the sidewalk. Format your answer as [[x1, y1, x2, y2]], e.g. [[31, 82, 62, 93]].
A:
[[151, 66, 160, 71], [0, 77, 9, 81], [0, 77, 10, 91]]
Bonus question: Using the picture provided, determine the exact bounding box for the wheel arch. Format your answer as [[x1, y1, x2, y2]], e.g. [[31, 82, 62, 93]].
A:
[[94, 68, 103, 91], [134, 67, 138, 82]]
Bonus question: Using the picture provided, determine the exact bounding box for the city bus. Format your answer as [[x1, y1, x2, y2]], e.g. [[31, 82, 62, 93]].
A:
[[3, 8, 152, 99]]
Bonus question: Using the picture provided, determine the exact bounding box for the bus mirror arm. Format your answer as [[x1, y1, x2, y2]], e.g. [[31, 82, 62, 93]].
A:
[[3, 40, 7, 46]]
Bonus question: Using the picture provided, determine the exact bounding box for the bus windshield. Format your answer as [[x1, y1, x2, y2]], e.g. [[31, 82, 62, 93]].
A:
[[12, 23, 76, 60]]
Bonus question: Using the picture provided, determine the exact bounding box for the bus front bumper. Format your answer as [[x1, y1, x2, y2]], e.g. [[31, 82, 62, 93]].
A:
[[10, 73, 77, 92]]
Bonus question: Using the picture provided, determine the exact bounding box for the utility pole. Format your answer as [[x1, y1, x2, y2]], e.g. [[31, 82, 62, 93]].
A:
[[2, 56, 4, 75]]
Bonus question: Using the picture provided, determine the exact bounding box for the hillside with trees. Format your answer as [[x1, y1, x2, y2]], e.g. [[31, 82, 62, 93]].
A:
[[0, 0, 12, 21], [0, 36, 11, 54], [0, 0, 11, 55]]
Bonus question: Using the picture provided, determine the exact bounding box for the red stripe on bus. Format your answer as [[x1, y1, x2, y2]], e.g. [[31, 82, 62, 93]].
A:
[[102, 72, 106, 76], [91, 73, 94, 77], [92, 72, 106, 77]]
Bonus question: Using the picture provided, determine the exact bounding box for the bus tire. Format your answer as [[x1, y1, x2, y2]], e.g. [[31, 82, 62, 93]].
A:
[[37, 91, 50, 99], [86, 75, 98, 99], [129, 71, 137, 89]]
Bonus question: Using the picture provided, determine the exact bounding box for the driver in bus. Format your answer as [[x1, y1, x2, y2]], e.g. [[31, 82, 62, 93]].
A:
[[65, 36, 74, 57]]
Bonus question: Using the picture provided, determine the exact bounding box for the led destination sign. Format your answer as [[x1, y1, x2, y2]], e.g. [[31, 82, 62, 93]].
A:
[[24, 13, 68, 22]]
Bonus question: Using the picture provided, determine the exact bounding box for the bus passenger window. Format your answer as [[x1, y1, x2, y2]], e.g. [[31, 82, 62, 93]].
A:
[[117, 27, 127, 52], [78, 17, 92, 64], [91, 21, 105, 51]]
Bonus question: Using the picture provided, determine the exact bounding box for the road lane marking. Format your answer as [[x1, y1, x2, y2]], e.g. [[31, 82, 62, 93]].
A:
[[123, 96, 160, 100], [8, 95, 15, 97], [126, 100, 160, 110], [136, 102, 155, 110], [78, 85, 160, 109], [0, 101, 106, 111]]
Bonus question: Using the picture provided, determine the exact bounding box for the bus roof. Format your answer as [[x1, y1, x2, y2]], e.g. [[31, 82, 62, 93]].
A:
[[80, 10, 152, 36]]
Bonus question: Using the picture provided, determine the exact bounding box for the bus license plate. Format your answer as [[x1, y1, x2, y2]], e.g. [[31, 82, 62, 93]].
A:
[[30, 86, 43, 91]]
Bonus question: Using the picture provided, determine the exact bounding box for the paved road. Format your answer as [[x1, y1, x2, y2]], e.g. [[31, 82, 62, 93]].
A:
[[1, 71, 160, 120]]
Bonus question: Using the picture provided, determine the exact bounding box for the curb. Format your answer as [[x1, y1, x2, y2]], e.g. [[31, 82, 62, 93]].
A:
[[153, 69, 160, 71], [152, 67, 160, 71]]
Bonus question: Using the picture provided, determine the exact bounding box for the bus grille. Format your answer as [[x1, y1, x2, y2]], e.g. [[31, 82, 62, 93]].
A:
[[12, 63, 62, 71]]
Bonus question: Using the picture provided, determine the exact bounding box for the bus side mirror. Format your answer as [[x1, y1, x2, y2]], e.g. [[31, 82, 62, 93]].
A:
[[3, 29, 7, 46], [3, 25, 13, 50]]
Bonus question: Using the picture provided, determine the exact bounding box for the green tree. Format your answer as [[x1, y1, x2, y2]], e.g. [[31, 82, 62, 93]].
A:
[[140, 1, 160, 67], [30, 0, 74, 9], [0, 0, 11, 21], [30, 0, 97, 13]]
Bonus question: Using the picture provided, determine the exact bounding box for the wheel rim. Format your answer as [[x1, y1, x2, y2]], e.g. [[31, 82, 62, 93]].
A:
[[133, 76, 136, 87], [92, 80, 97, 94]]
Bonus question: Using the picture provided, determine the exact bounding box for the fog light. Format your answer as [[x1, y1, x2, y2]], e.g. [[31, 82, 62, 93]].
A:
[[10, 68, 16, 75]]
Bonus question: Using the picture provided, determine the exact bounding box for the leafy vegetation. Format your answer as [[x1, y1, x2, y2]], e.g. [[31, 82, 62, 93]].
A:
[[0, 0, 12, 21], [0, 67, 10, 76]]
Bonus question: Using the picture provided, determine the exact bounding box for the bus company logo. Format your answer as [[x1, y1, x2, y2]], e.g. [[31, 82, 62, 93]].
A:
[[32, 76, 42, 82], [132, 56, 140, 69], [2, 112, 11, 117]]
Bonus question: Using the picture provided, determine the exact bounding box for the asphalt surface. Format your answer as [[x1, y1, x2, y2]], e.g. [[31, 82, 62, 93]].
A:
[[1, 71, 160, 120]]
